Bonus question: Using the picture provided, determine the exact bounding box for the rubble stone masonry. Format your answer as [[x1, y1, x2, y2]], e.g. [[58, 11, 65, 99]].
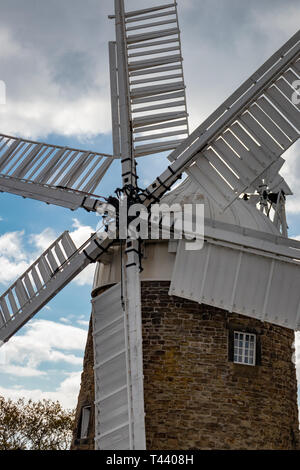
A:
[[72, 281, 300, 450]]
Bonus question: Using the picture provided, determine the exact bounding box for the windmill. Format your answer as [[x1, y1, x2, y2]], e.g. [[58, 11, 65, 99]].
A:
[[0, 0, 300, 451]]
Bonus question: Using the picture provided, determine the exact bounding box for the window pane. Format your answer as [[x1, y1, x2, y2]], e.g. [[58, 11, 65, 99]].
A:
[[80, 406, 91, 439], [233, 331, 256, 366]]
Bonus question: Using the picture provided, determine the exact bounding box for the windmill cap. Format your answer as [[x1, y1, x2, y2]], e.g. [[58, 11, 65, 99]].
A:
[[161, 177, 281, 236]]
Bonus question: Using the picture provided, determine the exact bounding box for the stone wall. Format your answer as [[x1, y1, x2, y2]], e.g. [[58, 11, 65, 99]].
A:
[[71, 316, 95, 450], [142, 281, 299, 450], [71, 281, 300, 450]]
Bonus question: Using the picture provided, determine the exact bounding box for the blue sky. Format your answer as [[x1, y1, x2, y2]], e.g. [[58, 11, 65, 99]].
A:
[[0, 0, 299, 410]]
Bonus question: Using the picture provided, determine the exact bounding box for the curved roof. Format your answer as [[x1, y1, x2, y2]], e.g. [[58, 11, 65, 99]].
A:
[[162, 177, 280, 235]]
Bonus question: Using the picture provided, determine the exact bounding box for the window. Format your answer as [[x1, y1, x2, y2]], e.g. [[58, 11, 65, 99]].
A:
[[80, 406, 91, 439], [233, 331, 256, 366]]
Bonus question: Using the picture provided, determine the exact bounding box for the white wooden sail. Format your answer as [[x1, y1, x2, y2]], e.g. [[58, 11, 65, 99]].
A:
[[109, 0, 189, 158], [144, 30, 300, 210], [0, 133, 115, 210], [93, 284, 131, 450], [0, 232, 113, 343]]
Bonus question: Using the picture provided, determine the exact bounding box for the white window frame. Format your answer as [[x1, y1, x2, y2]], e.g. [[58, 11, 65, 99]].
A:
[[80, 405, 91, 439], [233, 331, 256, 366]]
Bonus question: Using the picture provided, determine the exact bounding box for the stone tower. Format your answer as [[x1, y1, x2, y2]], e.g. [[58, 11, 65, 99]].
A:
[[71, 180, 300, 450]]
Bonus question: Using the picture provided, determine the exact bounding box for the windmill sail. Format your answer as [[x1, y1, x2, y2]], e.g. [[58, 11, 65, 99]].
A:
[[93, 283, 145, 451], [0, 133, 116, 210], [144, 30, 300, 209], [0, 232, 113, 343], [110, 0, 189, 158]]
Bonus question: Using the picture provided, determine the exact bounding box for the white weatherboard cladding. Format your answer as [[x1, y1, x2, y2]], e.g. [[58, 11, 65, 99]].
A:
[[170, 239, 300, 331], [92, 283, 131, 450]]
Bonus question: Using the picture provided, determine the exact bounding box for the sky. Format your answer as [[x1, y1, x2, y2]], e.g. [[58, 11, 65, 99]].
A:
[[0, 0, 299, 411]]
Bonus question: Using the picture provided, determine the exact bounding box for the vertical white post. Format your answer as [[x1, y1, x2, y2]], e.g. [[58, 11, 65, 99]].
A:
[[114, 0, 136, 187], [124, 240, 146, 450], [112, 0, 146, 450], [109, 41, 121, 158]]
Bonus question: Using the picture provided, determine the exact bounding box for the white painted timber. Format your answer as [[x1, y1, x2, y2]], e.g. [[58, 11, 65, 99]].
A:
[[109, 3, 146, 452], [0, 233, 113, 343], [93, 284, 131, 450], [93, 281, 146, 450], [0, 174, 105, 212], [170, 235, 300, 331], [0, 134, 115, 194], [110, 0, 189, 158], [109, 41, 121, 158], [143, 30, 300, 210]]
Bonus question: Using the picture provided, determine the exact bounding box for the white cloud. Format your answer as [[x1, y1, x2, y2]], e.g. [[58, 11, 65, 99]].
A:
[[0, 218, 96, 287], [59, 317, 71, 324], [1, 319, 86, 370], [0, 318, 87, 408], [29, 227, 57, 253], [0, 364, 46, 378], [70, 218, 94, 248], [77, 320, 89, 327], [281, 142, 300, 215], [69, 218, 95, 286], [0, 371, 81, 409], [74, 263, 95, 287], [0, 318, 86, 408], [0, 230, 26, 260], [0, 230, 30, 284], [0, 255, 29, 284], [0, 18, 112, 140]]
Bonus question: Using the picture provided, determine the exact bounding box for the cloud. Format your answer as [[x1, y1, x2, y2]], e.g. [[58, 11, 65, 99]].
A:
[[0, 1, 112, 140], [70, 218, 96, 286], [281, 143, 300, 215], [0, 317, 87, 408], [29, 227, 57, 253], [0, 318, 86, 408], [0, 364, 46, 378], [0, 218, 96, 287], [0, 371, 81, 409], [70, 218, 94, 248], [0, 230, 30, 284], [77, 320, 89, 327], [0, 230, 26, 260], [59, 317, 71, 324], [1, 319, 87, 371]]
